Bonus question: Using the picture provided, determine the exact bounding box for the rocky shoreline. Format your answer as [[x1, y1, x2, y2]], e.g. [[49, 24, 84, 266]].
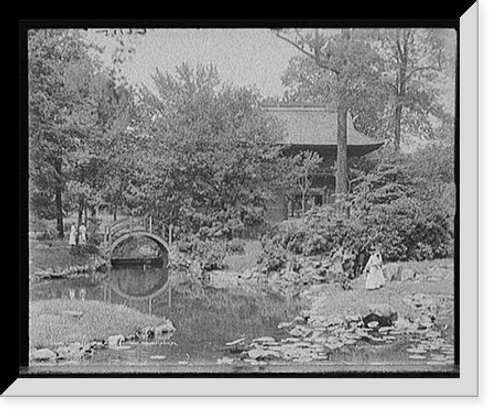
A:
[[29, 320, 177, 364], [31, 255, 108, 282], [217, 293, 454, 367], [29, 253, 454, 368]]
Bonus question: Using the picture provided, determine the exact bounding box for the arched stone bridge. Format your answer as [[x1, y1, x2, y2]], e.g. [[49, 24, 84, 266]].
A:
[[103, 216, 171, 268]]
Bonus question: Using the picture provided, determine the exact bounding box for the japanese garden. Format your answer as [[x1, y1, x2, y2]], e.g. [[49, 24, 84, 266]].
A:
[[26, 28, 457, 373]]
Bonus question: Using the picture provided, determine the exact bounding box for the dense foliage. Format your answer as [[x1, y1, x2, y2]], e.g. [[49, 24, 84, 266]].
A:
[[124, 64, 289, 236], [262, 150, 455, 263]]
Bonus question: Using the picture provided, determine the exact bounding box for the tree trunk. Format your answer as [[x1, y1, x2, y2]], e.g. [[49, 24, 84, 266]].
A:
[[394, 102, 403, 152], [335, 28, 351, 198], [54, 158, 64, 239], [336, 104, 349, 196], [394, 29, 409, 152], [76, 195, 85, 245]]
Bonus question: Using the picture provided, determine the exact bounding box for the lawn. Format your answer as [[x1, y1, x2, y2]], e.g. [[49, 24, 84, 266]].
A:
[[29, 240, 97, 276], [29, 299, 166, 348], [309, 258, 454, 323]]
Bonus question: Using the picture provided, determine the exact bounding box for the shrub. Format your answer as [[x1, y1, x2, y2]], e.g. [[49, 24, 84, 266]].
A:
[[226, 238, 246, 255], [261, 197, 453, 263], [260, 241, 288, 274], [176, 235, 227, 271]]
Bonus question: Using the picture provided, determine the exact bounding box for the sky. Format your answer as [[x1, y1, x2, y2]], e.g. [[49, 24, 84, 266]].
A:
[[88, 28, 301, 98]]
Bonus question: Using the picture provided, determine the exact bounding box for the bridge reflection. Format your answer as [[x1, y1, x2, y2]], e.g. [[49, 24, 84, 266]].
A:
[[102, 267, 172, 315]]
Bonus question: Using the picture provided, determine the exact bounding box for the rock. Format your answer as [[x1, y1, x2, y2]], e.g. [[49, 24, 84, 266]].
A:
[[383, 263, 401, 281], [150, 355, 167, 360], [31, 348, 57, 362], [107, 334, 126, 347], [400, 268, 416, 281], [248, 349, 267, 359], [362, 304, 398, 327], [408, 354, 427, 360], [367, 321, 379, 329], [217, 357, 235, 365], [300, 310, 312, 320], [241, 269, 253, 280], [252, 336, 275, 344], [277, 321, 293, 329], [282, 270, 300, 283], [406, 345, 427, 354], [268, 271, 280, 283], [154, 320, 176, 335], [62, 310, 83, 319], [225, 337, 246, 346]]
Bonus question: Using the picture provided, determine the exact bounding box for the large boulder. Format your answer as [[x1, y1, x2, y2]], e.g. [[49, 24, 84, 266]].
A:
[[107, 334, 126, 347], [362, 304, 398, 327], [30, 348, 57, 362], [154, 320, 176, 335]]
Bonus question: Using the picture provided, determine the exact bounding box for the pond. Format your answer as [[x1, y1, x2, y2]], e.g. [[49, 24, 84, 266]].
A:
[[29, 267, 457, 373]]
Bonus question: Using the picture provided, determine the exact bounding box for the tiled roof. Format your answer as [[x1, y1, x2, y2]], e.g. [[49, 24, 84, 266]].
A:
[[262, 103, 383, 147]]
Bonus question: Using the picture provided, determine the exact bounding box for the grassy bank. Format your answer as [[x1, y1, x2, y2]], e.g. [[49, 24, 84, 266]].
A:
[[29, 239, 99, 275], [309, 259, 454, 321], [29, 299, 166, 348]]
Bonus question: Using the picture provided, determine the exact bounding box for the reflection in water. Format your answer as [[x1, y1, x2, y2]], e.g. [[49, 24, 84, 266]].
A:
[[105, 267, 170, 299], [30, 267, 304, 364]]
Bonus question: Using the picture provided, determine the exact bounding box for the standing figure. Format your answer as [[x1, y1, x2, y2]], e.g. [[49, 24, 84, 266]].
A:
[[79, 223, 87, 245], [330, 247, 344, 278], [78, 288, 86, 301], [69, 223, 77, 246], [364, 247, 385, 290]]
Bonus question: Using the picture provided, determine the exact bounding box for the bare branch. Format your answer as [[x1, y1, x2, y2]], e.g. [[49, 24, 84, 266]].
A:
[[407, 64, 442, 79], [274, 30, 340, 76]]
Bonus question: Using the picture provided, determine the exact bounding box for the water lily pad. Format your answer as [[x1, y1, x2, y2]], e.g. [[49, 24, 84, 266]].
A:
[[225, 337, 246, 346], [406, 347, 427, 354], [430, 354, 447, 361], [282, 337, 301, 343], [217, 357, 234, 365], [248, 349, 280, 359], [253, 336, 275, 344], [111, 345, 132, 350], [426, 361, 447, 365], [408, 355, 426, 360], [378, 326, 393, 333]]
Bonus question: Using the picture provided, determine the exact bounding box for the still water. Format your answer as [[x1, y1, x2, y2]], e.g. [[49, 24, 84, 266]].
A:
[[30, 267, 456, 372], [30, 267, 304, 366]]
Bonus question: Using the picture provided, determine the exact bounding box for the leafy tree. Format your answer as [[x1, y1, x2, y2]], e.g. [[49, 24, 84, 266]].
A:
[[275, 29, 387, 196], [28, 29, 135, 239], [130, 63, 287, 236], [28, 29, 93, 237], [367, 28, 456, 151], [278, 28, 456, 154], [288, 150, 323, 213]]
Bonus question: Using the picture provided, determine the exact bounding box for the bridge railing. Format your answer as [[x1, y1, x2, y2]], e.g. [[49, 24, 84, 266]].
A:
[[103, 215, 172, 247]]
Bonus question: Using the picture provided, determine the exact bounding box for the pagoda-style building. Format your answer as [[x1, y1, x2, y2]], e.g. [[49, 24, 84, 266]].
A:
[[262, 102, 385, 222]]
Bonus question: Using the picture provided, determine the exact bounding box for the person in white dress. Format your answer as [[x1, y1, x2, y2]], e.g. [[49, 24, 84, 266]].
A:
[[364, 247, 385, 290], [330, 247, 344, 278], [78, 223, 87, 245], [69, 223, 77, 246]]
